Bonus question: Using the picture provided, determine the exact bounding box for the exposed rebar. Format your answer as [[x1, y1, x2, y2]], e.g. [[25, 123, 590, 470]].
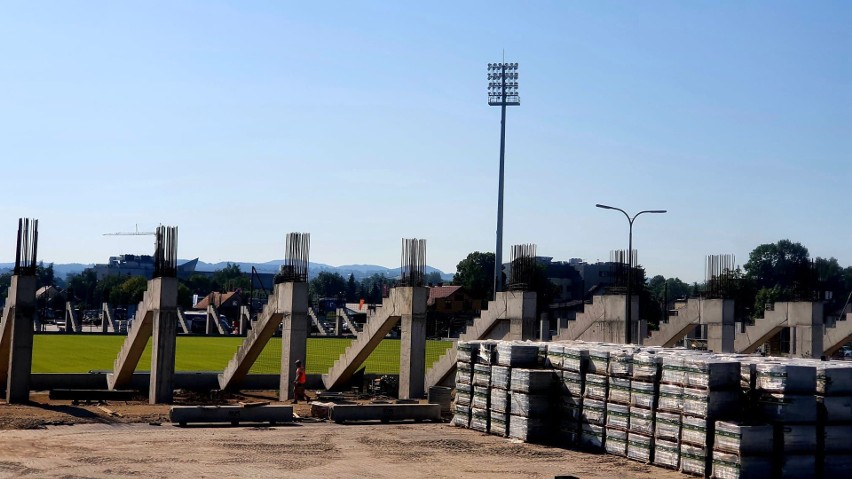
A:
[[400, 238, 427, 287], [277, 232, 310, 283], [507, 243, 537, 291], [153, 226, 178, 278], [705, 254, 736, 299], [14, 218, 38, 276]]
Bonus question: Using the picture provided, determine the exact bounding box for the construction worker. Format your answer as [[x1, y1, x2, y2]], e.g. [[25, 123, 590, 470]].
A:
[[292, 359, 308, 403]]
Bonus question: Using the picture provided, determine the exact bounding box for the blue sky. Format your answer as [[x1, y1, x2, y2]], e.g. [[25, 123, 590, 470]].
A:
[[1, 1, 849, 282]]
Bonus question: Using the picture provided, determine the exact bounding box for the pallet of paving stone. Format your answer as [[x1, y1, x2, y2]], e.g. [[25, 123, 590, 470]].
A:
[[587, 347, 612, 375], [490, 365, 511, 390], [473, 363, 492, 387], [496, 342, 540, 368], [452, 403, 471, 428], [628, 407, 655, 436], [757, 393, 817, 423], [658, 383, 683, 414], [608, 349, 634, 378], [456, 341, 480, 364], [632, 351, 662, 382], [581, 398, 607, 426], [457, 360, 473, 385], [605, 402, 630, 430], [584, 373, 608, 400], [682, 387, 741, 419], [817, 363, 852, 395], [681, 414, 712, 448], [470, 406, 490, 432], [679, 441, 708, 476], [546, 343, 565, 369], [823, 454, 852, 477], [490, 387, 509, 413], [509, 368, 555, 394], [472, 385, 490, 410], [508, 414, 552, 442], [683, 357, 741, 390], [777, 454, 816, 479], [630, 380, 658, 409], [579, 422, 605, 451], [823, 424, 852, 454], [817, 394, 852, 422], [605, 427, 628, 456], [661, 355, 686, 386], [654, 411, 682, 443], [561, 401, 582, 424], [713, 421, 774, 455], [755, 362, 816, 394], [508, 391, 552, 418], [558, 420, 579, 446], [456, 382, 472, 407], [563, 345, 589, 373], [490, 410, 508, 436], [653, 437, 680, 470], [626, 432, 653, 463], [560, 370, 584, 399], [607, 376, 631, 404], [477, 340, 499, 365], [711, 451, 773, 479], [775, 423, 818, 454]]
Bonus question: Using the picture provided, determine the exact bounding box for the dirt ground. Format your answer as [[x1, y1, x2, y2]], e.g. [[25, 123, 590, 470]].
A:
[[0, 392, 685, 479]]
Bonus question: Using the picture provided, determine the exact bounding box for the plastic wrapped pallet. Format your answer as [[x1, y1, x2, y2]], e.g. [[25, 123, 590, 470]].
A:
[[472, 386, 490, 410], [558, 421, 579, 446], [681, 414, 710, 447], [452, 403, 470, 428], [626, 432, 653, 463], [473, 363, 492, 387], [508, 392, 551, 418], [630, 380, 658, 409], [561, 402, 581, 423], [629, 407, 654, 435], [496, 342, 539, 367], [587, 347, 611, 374], [758, 393, 817, 423], [581, 398, 607, 426], [632, 351, 662, 382], [508, 414, 551, 442], [563, 345, 589, 373], [490, 365, 511, 390], [755, 363, 816, 393], [679, 441, 707, 476], [457, 361, 473, 385], [776, 423, 817, 453], [605, 427, 628, 456], [510, 368, 554, 394], [684, 357, 741, 390], [608, 349, 634, 377], [456, 383, 472, 407], [470, 407, 490, 433], [490, 387, 509, 413], [584, 373, 608, 400], [560, 370, 584, 398], [477, 340, 498, 365], [682, 387, 740, 419], [580, 423, 604, 450], [818, 394, 852, 422], [653, 438, 680, 469], [740, 359, 762, 392], [823, 454, 852, 477], [658, 383, 683, 413], [823, 424, 852, 453], [490, 410, 508, 436], [711, 451, 773, 479], [714, 421, 774, 455], [661, 355, 686, 385], [456, 341, 480, 364], [546, 343, 564, 369], [817, 363, 852, 395], [654, 411, 681, 442], [608, 376, 631, 404], [777, 454, 815, 479], [606, 402, 630, 430]]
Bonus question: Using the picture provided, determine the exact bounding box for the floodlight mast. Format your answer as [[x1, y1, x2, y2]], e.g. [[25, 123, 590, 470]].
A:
[[488, 62, 520, 299]]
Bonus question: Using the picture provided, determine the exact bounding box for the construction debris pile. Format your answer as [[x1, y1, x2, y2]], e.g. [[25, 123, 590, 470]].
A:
[[452, 339, 852, 479]]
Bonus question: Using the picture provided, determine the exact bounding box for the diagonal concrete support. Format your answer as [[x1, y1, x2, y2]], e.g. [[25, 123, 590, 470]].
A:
[[824, 312, 852, 356], [279, 282, 309, 401], [0, 276, 37, 403]]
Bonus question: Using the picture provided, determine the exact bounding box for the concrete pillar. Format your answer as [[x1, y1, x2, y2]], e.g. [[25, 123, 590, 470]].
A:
[[505, 291, 538, 341], [399, 287, 428, 400], [335, 315, 342, 336], [539, 313, 551, 341], [6, 275, 36, 404], [704, 299, 735, 353], [788, 302, 823, 359], [239, 306, 249, 336], [148, 277, 178, 404], [278, 282, 309, 401]]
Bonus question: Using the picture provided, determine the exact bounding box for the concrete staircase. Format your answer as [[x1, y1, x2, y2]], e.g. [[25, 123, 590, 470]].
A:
[[424, 297, 508, 389], [645, 300, 701, 347], [176, 308, 190, 334], [734, 305, 788, 354], [206, 305, 226, 335], [824, 312, 852, 356], [101, 302, 118, 333], [308, 307, 330, 336], [218, 291, 283, 390], [322, 297, 401, 390], [65, 302, 80, 332], [338, 308, 361, 334], [107, 291, 155, 389]]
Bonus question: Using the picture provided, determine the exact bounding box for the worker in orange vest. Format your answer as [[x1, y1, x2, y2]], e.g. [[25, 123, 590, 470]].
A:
[[292, 359, 309, 403]]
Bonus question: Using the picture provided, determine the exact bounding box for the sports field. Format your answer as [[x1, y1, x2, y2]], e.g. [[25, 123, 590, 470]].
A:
[[31, 335, 453, 374]]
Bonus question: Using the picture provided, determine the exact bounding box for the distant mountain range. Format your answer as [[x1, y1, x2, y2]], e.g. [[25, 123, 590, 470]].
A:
[[0, 260, 453, 282]]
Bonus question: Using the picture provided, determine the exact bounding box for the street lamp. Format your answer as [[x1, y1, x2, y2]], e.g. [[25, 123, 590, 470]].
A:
[[488, 61, 520, 299], [595, 203, 667, 344]]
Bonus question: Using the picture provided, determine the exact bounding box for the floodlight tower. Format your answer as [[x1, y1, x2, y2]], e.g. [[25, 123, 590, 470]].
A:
[[487, 61, 520, 299]]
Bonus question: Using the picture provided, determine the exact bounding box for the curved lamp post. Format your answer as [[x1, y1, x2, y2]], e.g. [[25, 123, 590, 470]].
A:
[[595, 204, 667, 344]]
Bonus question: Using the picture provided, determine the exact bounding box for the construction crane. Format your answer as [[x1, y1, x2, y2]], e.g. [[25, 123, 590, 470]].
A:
[[103, 224, 156, 236]]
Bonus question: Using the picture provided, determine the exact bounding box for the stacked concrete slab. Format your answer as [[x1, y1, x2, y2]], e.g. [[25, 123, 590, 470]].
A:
[[816, 362, 852, 476]]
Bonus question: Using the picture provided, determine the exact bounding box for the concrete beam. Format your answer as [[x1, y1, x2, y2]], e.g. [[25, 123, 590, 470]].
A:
[[170, 405, 293, 426]]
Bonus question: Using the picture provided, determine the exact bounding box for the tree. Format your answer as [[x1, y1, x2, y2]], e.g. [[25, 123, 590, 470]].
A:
[[744, 240, 810, 291], [424, 271, 443, 286], [212, 263, 250, 292], [453, 252, 495, 301], [309, 271, 347, 302], [345, 274, 358, 302]]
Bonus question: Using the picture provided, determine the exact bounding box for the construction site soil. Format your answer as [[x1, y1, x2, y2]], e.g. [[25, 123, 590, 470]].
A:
[[0, 392, 684, 479]]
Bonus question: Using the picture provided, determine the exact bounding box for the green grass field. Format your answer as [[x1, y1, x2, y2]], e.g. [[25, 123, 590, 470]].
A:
[[32, 335, 453, 375]]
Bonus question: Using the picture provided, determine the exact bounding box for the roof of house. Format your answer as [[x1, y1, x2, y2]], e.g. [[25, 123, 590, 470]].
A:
[[427, 285, 463, 305], [194, 291, 241, 309]]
